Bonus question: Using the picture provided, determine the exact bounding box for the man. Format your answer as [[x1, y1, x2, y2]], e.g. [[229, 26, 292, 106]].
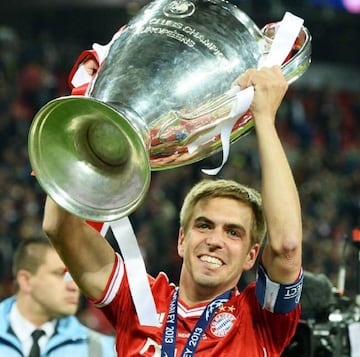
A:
[[0, 237, 116, 357], [42, 66, 303, 356]]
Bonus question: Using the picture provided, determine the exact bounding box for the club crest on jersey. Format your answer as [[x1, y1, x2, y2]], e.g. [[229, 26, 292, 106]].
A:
[[209, 312, 236, 337]]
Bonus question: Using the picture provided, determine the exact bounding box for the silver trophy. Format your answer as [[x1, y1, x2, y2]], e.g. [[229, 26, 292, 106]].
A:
[[28, 0, 311, 221]]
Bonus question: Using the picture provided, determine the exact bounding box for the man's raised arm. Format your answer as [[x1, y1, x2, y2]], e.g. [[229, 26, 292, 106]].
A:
[[43, 196, 115, 300], [237, 66, 302, 284]]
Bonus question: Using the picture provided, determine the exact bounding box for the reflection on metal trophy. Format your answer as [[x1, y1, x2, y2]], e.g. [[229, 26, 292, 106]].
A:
[[28, 0, 311, 221]]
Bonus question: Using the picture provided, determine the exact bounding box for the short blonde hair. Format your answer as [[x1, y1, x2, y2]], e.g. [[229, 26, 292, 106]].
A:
[[179, 179, 266, 246]]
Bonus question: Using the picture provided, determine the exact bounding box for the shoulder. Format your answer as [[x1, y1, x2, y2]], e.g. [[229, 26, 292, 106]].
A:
[[57, 316, 115, 344], [232, 282, 258, 310], [0, 295, 15, 308], [0, 296, 14, 335], [56, 315, 89, 335], [0, 296, 15, 317], [57, 315, 108, 335], [151, 271, 176, 299]]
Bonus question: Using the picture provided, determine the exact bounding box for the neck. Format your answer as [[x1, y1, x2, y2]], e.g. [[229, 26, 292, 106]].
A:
[[178, 282, 233, 307]]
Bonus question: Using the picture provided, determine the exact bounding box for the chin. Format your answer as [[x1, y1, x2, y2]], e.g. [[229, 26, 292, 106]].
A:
[[195, 275, 221, 289], [62, 307, 78, 316]]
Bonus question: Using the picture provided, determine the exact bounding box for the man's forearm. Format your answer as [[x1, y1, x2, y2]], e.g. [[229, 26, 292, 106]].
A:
[[257, 122, 302, 283], [43, 196, 115, 299]]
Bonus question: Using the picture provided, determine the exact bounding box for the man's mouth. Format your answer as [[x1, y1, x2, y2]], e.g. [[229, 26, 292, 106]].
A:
[[65, 297, 79, 304], [199, 255, 224, 267]]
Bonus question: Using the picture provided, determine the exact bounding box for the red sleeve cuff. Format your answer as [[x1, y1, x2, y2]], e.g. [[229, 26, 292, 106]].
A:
[[68, 49, 99, 89]]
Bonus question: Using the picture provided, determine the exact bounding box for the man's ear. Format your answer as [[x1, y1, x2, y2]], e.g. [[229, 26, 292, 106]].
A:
[[177, 227, 185, 258], [17, 270, 32, 293], [243, 244, 260, 271]]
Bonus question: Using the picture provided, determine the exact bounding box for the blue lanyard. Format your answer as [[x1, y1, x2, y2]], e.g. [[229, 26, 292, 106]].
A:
[[161, 288, 233, 357]]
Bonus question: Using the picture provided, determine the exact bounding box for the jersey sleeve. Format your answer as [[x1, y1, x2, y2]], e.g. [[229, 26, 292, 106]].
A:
[[255, 264, 304, 313], [93, 252, 125, 308], [68, 49, 100, 91]]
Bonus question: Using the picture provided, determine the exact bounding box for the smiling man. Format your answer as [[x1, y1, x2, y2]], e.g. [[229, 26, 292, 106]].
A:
[[42, 66, 303, 356], [177, 183, 263, 302]]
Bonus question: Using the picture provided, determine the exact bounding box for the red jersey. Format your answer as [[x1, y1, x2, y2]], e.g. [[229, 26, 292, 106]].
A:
[[95, 253, 301, 357]]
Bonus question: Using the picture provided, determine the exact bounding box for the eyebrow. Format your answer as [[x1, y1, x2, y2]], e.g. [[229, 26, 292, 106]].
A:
[[194, 216, 247, 235], [194, 216, 213, 225]]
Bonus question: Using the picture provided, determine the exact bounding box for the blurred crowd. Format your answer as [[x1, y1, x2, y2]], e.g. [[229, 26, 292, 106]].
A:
[[0, 23, 360, 334]]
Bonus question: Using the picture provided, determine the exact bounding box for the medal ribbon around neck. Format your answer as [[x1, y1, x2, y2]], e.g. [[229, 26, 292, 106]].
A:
[[161, 288, 233, 357]]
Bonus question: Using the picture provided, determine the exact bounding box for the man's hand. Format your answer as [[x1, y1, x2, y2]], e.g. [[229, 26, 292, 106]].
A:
[[234, 66, 288, 125]]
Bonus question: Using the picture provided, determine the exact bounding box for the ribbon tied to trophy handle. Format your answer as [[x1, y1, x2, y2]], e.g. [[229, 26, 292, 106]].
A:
[[149, 11, 305, 175]]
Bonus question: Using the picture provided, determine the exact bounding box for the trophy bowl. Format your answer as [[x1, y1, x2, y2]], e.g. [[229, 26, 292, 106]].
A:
[[28, 0, 311, 221]]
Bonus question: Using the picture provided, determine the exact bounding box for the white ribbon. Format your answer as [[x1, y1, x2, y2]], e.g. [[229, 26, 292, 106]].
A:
[[70, 26, 161, 327], [191, 86, 254, 175], [260, 12, 304, 68], [100, 218, 160, 327]]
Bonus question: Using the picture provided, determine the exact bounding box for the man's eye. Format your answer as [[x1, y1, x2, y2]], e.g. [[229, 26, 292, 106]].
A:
[[197, 223, 210, 230], [54, 270, 65, 277], [228, 230, 240, 238]]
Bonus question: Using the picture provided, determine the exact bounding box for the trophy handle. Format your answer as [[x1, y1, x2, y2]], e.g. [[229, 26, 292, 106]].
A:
[[262, 21, 312, 84]]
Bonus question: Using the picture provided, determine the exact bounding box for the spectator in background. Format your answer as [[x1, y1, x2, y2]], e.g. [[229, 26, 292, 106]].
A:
[[0, 237, 116, 357]]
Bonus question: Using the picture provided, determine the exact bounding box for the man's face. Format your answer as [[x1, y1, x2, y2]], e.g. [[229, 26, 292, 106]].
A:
[[178, 197, 260, 298], [28, 248, 80, 319]]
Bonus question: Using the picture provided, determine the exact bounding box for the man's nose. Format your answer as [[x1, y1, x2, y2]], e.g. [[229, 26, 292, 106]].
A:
[[66, 279, 79, 292], [205, 228, 225, 248]]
